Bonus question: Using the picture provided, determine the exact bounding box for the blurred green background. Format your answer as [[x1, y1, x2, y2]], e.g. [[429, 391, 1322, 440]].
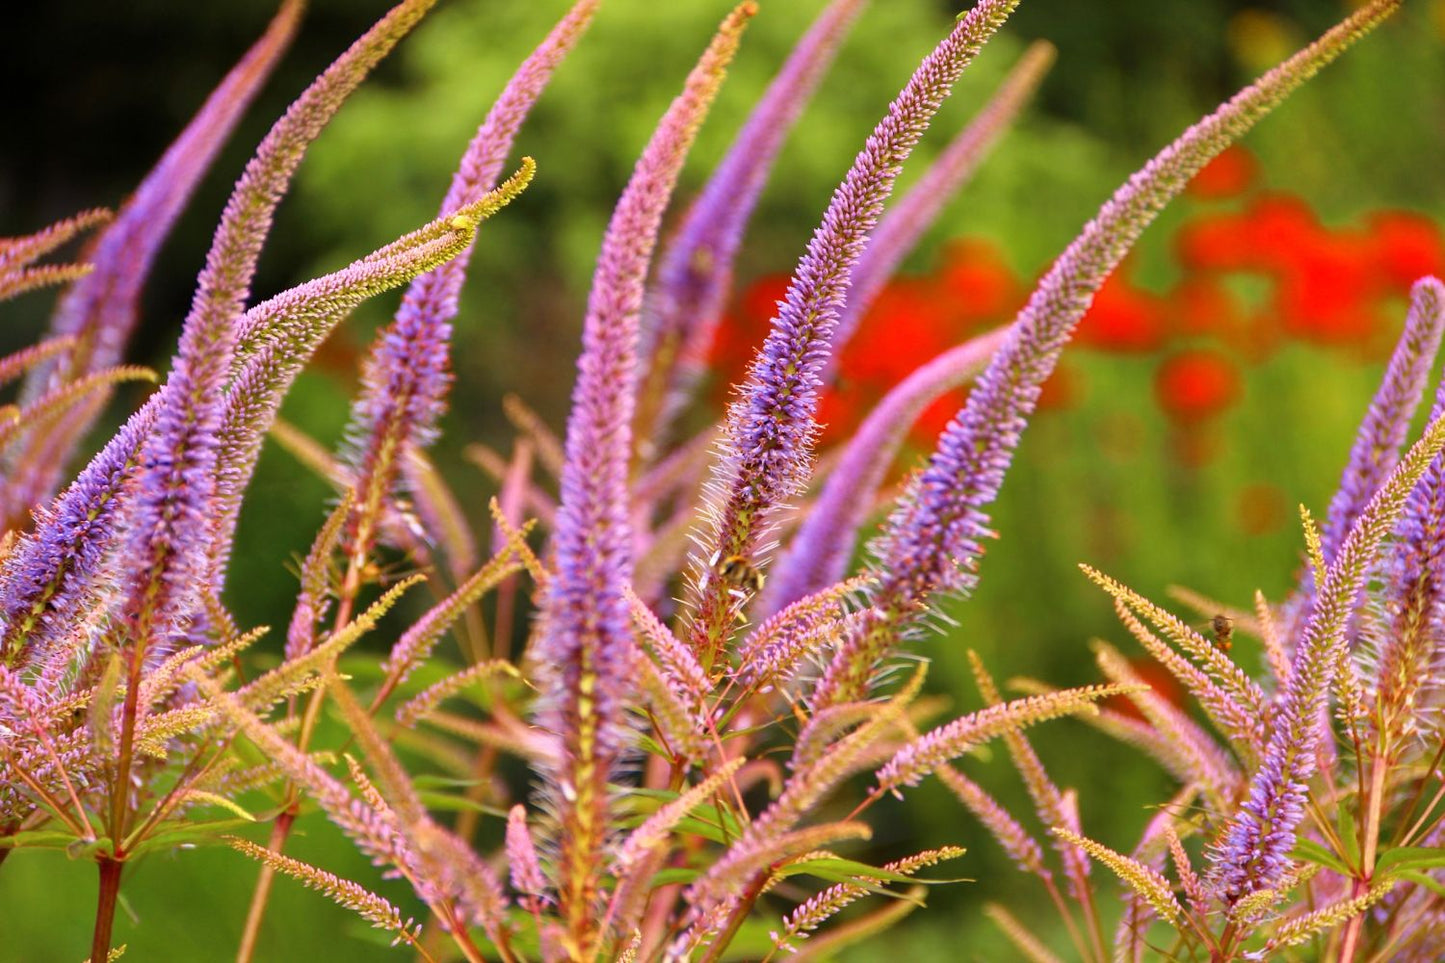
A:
[[2, 0, 1444, 959]]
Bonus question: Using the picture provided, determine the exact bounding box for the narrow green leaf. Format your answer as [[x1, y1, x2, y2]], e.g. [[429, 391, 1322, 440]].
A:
[[1376, 846, 1445, 873], [1293, 839, 1351, 875]]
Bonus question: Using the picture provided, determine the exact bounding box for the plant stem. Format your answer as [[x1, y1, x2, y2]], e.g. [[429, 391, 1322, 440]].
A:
[[239, 543, 370, 958], [90, 855, 124, 963], [235, 807, 296, 963], [1338, 753, 1389, 962], [697, 871, 769, 963]]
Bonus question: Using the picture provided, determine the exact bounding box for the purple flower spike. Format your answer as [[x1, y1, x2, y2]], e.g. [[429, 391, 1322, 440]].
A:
[[762, 326, 1006, 615], [0, 404, 156, 670], [3, 2, 301, 520], [341, 0, 598, 567], [0, 209, 111, 304], [812, 0, 1402, 710], [687, 0, 1023, 667], [1319, 276, 1445, 569], [1211, 400, 1445, 902], [531, 7, 754, 957], [208, 167, 533, 591], [119, 0, 442, 659], [1377, 278, 1445, 742], [826, 39, 1053, 363], [636, 0, 869, 451]]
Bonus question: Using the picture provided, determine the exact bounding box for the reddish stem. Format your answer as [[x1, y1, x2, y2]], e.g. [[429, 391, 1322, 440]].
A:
[[90, 855, 124, 963]]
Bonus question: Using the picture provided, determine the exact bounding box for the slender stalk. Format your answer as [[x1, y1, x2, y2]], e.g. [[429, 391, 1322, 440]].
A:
[[1391, 736, 1445, 846], [90, 855, 124, 963], [1041, 873, 1096, 963], [1338, 752, 1390, 961], [235, 808, 296, 963], [697, 870, 770, 963], [1213, 921, 1240, 963], [236, 548, 367, 963]]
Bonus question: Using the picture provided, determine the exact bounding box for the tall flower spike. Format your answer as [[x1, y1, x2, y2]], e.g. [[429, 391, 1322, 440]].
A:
[[338, 0, 597, 580], [208, 165, 534, 590], [686, 0, 1023, 668], [812, 0, 1403, 711], [875, 685, 1127, 791], [98, 5, 442, 891], [3, 1, 301, 520], [1317, 269, 1445, 570], [532, 8, 755, 959], [763, 326, 1006, 614], [826, 38, 1053, 362], [635, 0, 869, 452], [1210, 407, 1445, 902], [1377, 277, 1445, 748]]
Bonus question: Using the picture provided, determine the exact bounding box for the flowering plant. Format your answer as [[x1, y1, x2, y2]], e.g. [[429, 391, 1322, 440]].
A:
[[0, 1, 1435, 961]]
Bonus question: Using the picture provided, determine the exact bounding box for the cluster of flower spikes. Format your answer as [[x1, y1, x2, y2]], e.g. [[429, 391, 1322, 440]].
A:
[[715, 143, 1445, 452], [990, 277, 1445, 963], [0, 1, 1425, 962]]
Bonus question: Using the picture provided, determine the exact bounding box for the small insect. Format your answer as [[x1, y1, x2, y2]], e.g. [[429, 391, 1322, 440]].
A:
[[1209, 614, 1234, 653], [717, 553, 765, 594]]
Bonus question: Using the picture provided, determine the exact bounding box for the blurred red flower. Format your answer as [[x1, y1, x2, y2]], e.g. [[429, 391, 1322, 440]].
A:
[[936, 237, 1022, 328], [1367, 211, 1445, 288], [1154, 349, 1240, 424], [1076, 269, 1168, 352], [1187, 144, 1258, 200]]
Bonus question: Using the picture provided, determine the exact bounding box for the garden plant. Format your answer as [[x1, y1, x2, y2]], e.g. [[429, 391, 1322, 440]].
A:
[[0, 0, 1441, 961]]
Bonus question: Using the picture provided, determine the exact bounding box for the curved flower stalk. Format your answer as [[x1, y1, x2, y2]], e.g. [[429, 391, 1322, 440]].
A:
[[959, 653, 1100, 940], [193, 668, 500, 956], [762, 325, 1007, 614], [1051, 828, 1183, 929], [533, 7, 755, 959], [1084, 568, 1266, 756], [1319, 277, 1445, 570], [0, 366, 157, 454], [224, 837, 425, 951], [811, 0, 1403, 712], [335, 0, 598, 603], [769, 845, 965, 956], [825, 38, 1054, 363], [1090, 642, 1239, 810], [685, 0, 1023, 670], [0, 336, 79, 390], [2, 2, 302, 523], [635, 0, 869, 453], [0, 0, 443, 687], [209, 163, 535, 590]]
